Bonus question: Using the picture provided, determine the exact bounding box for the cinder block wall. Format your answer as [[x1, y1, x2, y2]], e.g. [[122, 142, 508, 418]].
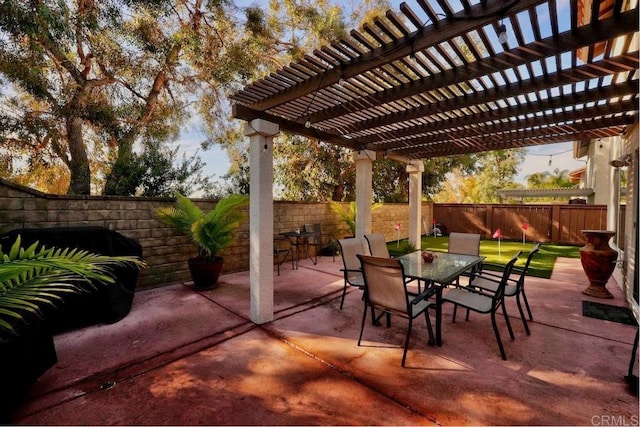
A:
[[0, 179, 432, 289]]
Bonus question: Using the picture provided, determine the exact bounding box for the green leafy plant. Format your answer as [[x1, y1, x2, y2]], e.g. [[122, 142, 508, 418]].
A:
[[0, 236, 145, 334], [156, 193, 249, 260], [329, 201, 382, 237]]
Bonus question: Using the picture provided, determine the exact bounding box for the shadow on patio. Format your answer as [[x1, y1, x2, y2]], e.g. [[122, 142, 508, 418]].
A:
[[11, 255, 638, 425]]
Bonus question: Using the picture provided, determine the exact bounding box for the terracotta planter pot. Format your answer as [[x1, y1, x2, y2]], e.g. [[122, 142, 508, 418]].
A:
[[580, 230, 618, 299], [188, 256, 224, 290]]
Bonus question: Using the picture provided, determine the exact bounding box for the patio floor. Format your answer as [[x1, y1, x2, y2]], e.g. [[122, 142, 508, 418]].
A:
[[11, 254, 639, 425]]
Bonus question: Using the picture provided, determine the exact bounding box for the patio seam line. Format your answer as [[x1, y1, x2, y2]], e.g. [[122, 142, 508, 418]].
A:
[[183, 276, 440, 424], [185, 280, 347, 320], [21, 320, 260, 418], [257, 321, 443, 426], [22, 280, 350, 418], [528, 319, 637, 345], [298, 261, 343, 278]]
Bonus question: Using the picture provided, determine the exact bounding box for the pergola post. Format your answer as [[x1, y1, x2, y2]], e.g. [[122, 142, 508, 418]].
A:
[[407, 160, 424, 250], [355, 150, 375, 239], [245, 119, 279, 324]]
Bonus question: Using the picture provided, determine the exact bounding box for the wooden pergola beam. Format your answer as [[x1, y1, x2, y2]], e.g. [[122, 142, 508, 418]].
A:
[[304, 11, 638, 124]]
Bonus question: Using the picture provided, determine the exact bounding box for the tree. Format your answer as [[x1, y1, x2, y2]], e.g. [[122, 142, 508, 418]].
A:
[[0, 0, 271, 195], [223, 0, 391, 201], [273, 134, 355, 201], [433, 149, 526, 203], [526, 168, 574, 189]]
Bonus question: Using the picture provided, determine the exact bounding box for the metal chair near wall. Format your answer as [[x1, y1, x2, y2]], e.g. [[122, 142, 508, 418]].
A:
[[303, 223, 336, 264], [274, 235, 293, 275]]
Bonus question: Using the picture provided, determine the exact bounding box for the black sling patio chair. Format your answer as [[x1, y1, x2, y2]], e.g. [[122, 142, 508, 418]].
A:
[[356, 254, 436, 367], [442, 252, 521, 360], [468, 243, 542, 335]]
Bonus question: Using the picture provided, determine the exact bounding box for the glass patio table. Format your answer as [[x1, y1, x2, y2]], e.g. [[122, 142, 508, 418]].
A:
[[279, 230, 318, 269], [397, 250, 485, 346]]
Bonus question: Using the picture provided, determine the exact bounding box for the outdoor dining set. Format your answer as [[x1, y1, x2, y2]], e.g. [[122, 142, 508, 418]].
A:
[[275, 228, 541, 367]]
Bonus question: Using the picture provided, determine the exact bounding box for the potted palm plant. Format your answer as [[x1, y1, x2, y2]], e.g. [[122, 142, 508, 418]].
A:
[[156, 192, 249, 290]]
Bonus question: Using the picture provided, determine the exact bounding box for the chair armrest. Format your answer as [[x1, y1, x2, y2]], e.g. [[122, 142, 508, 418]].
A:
[[471, 274, 502, 285], [410, 287, 437, 305], [471, 273, 518, 285], [340, 268, 362, 273], [474, 270, 503, 279]]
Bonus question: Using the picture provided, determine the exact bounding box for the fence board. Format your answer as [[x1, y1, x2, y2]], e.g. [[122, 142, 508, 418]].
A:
[[434, 204, 608, 245]]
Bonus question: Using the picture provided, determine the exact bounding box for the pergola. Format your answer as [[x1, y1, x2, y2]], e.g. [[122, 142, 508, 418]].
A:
[[231, 0, 639, 323]]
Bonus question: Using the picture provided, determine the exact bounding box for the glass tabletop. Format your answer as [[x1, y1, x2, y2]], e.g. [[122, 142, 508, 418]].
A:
[[279, 231, 315, 238], [398, 251, 484, 285]]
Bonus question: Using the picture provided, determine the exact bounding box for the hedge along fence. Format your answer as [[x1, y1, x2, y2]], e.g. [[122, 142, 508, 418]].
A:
[[0, 179, 432, 289]]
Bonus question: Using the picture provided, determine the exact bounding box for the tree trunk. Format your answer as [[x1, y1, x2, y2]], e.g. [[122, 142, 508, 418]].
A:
[[102, 137, 135, 195], [66, 117, 91, 195]]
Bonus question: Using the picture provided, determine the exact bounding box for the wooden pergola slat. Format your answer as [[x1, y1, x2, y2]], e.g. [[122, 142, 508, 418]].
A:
[[232, 0, 638, 160]]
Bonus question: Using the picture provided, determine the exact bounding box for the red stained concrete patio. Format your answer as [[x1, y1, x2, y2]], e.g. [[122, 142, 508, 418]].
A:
[[10, 255, 639, 425]]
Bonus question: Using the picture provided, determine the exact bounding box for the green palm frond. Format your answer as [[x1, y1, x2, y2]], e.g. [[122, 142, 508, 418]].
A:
[[0, 236, 145, 334], [156, 192, 204, 235], [329, 201, 383, 236], [157, 193, 249, 259]]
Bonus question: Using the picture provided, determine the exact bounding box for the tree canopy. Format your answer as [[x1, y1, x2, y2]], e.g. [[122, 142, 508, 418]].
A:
[[0, 0, 272, 195], [1, 0, 533, 201], [433, 149, 526, 203]]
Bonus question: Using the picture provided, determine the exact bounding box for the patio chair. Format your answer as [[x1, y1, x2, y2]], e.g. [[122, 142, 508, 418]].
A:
[[448, 232, 482, 284], [304, 223, 336, 264], [365, 232, 422, 290], [442, 252, 521, 360], [337, 238, 367, 310], [364, 233, 390, 258], [448, 232, 481, 256], [274, 235, 293, 275], [469, 243, 542, 335], [356, 254, 436, 367]]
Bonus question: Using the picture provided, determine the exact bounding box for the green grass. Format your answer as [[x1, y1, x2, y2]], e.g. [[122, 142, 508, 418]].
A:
[[388, 236, 581, 279]]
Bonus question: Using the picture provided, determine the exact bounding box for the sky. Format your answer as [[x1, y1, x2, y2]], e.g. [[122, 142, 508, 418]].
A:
[[181, 130, 586, 185], [177, 0, 585, 185]]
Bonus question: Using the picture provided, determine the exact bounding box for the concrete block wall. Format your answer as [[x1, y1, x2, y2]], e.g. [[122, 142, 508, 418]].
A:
[[0, 179, 432, 289]]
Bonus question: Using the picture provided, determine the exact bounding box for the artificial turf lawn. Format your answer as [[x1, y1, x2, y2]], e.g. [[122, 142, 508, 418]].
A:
[[387, 236, 581, 279]]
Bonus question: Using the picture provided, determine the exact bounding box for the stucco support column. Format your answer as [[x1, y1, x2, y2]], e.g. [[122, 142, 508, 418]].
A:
[[407, 160, 424, 250], [355, 150, 375, 239], [245, 119, 279, 324]]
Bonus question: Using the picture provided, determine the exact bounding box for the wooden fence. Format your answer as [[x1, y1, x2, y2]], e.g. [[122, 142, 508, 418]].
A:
[[433, 204, 625, 246]]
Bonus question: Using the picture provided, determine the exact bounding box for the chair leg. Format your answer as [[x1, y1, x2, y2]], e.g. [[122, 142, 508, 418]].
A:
[[502, 303, 515, 340], [402, 317, 413, 367], [452, 304, 458, 322], [372, 305, 381, 326], [465, 308, 470, 321], [491, 311, 507, 360], [340, 282, 348, 310], [357, 302, 369, 346], [516, 295, 531, 335], [522, 289, 533, 320]]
